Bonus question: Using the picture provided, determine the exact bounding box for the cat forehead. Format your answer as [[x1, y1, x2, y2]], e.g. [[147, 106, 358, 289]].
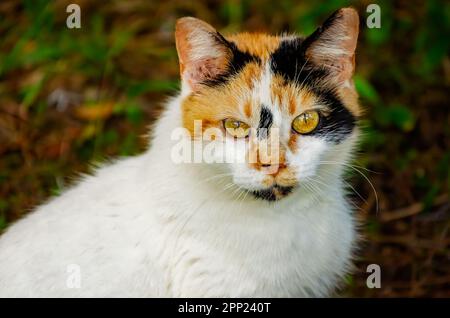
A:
[[225, 33, 292, 60], [197, 34, 321, 115], [216, 33, 315, 96], [207, 33, 359, 117]]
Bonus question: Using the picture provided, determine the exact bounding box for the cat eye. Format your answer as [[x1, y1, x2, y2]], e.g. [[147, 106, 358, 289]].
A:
[[223, 119, 250, 138], [292, 110, 320, 134]]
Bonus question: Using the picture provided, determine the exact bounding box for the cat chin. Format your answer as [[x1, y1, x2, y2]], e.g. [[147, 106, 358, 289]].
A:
[[251, 185, 294, 201]]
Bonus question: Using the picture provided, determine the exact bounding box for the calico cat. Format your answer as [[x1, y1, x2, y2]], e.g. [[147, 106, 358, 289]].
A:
[[0, 8, 360, 297]]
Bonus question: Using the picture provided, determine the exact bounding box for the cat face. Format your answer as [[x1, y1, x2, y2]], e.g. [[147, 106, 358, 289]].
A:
[[175, 8, 360, 201]]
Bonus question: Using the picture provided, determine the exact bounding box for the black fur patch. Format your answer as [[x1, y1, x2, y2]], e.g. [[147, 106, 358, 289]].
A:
[[202, 32, 260, 86], [270, 37, 328, 89], [270, 37, 356, 143], [252, 185, 293, 201], [257, 106, 273, 139], [252, 188, 277, 201], [311, 88, 356, 143]]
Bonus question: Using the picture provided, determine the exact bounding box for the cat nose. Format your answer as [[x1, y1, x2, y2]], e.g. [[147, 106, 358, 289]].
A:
[[249, 143, 287, 174], [260, 162, 287, 175], [261, 162, 286, 169], [255, 146, 287, 175]]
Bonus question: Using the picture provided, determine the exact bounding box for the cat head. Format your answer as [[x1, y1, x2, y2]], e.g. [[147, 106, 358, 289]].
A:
[[175, 8, 360, 201]]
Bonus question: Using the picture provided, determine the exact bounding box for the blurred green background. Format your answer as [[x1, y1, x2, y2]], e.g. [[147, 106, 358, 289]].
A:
[[0, 0, 449, 297]]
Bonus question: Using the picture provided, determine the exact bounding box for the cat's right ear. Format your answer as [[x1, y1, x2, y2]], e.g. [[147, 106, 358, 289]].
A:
[[175, 17, 232, 92]]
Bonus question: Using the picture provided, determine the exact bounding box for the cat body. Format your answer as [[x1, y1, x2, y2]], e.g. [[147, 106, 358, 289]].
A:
[[0, 8, 361, 297]]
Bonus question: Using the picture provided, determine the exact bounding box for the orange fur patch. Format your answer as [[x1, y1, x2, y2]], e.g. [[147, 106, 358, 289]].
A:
[[270, 75, 322, 117], [243, 100, 252, 118], [288, 133, 298, 153], [275, 167, 298, 187], [226, 33, 281, 60], [181, 62, 261, 136]]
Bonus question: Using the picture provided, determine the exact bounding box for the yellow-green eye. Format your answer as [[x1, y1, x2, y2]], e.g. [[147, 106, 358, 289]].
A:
[[292, 110, 320, 134], [223, 119, 250, 138]]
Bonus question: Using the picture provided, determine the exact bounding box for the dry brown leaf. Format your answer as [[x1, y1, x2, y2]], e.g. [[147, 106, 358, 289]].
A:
[[74, 102, 115, 121]]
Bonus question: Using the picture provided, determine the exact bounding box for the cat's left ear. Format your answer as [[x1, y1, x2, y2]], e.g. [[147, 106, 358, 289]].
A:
[[303, 8, 359, 85]]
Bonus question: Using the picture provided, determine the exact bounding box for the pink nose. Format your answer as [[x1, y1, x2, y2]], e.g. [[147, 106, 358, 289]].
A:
[[251, 145, 286, 175]]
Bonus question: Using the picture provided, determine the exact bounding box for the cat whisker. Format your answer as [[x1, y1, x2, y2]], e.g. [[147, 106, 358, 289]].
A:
[[318, 157, 381, 174], [304, 176, 359, 212], [318, 161, 379, 214], [309, 174, 367, 213], [196, 172, 234, 185], [298, 64, 315, 90], [302, 177, 328, 206], [294, 58, 309, 86]]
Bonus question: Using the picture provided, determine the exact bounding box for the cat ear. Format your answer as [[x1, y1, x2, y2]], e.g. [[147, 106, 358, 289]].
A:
[[175, 17, 232, 91], [303, 8, 359, 85]]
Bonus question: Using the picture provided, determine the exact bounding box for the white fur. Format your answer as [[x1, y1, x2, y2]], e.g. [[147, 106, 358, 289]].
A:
[[0, 79, 358, 297]]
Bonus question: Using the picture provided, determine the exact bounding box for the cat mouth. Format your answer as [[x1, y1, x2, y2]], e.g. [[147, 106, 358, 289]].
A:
[[251, 185, 294, 201]]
